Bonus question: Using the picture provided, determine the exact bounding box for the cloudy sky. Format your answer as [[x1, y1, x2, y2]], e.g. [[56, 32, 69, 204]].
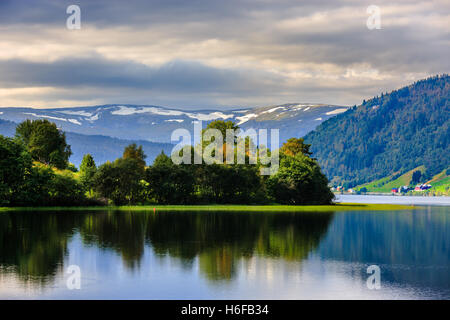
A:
[[0, 0, 448, 110]]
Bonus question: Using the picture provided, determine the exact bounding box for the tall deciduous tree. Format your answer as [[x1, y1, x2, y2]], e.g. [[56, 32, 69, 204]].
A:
[[267, 153, 334, 205], [93, 145, 146, 205], [145, 152, 196, 204], [123, 143, 147, 168], [15, 120, 72, 169], [0, 135, 32, 205], [80, 154, 97, 196], [280, 138, 312, 157]]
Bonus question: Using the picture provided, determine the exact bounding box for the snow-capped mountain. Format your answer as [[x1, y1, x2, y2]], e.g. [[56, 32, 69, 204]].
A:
[[0, 103, 348, 144]]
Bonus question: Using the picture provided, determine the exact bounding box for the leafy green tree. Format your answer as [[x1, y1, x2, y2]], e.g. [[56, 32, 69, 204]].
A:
[[80, 154, 97, 196], [145, 151, 196, 204], [15, 120, 72, 169], [280, 138, 312, 157], [267, 152, 334, 205], [46, 172, 86, 206], [92, 161, 117, 203], [195, 163, 264, 204], [66, 163, 78, 172], [93, 158, 145, 205], [153, 150, 173, 166], [411, 170, 422, 185], [203, 120, 239, 142], [123, 143, 147, 169], [202, 120, 240, 163], [0, 135, 33, 205], [8, 163, 86, 207], [17, 166, 54, 206]]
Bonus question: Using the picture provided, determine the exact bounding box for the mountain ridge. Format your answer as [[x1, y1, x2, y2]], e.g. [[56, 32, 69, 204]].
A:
[[0, 103, 348, 144], [304, 74, 450, 187]]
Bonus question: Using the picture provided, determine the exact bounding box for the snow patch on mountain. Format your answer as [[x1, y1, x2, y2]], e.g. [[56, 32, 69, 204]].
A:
[[191, 111, 234, 121], [24, 112, 81, 125], [165, 119, 184, 123], [262, 106, 285, 114], [59, 110, 93, 117], [24, 112, 67, 122], [68, 119, 82, 125], [86, 114, 99, 121], [236, 113, 257, 125], [325, 108, 347, 115], [110, 105, 234, 121]]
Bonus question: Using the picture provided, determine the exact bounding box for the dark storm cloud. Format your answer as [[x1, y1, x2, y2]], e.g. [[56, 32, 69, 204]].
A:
[[2, 0, 444, 74], [0, 0, 339, 26], [0, 56, 284, 94]]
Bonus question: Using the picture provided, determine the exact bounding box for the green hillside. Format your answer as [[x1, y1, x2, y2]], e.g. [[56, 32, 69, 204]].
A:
[[304, 74, 450, 187], [355, 166, 423, 193], [426, 170, 450, 195], [355, 167, 449, 195]]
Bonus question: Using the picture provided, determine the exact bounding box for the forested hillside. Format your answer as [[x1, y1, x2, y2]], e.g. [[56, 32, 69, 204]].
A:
[[304, 74, 449, 187]]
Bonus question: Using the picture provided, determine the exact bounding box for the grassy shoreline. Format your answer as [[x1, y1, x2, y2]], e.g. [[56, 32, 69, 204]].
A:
[[0, 203, 416, 212]]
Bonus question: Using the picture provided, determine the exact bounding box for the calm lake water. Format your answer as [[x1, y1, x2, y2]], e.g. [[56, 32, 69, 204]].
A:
[[0, 206, 449, 299], [336, 194, 450, 206]]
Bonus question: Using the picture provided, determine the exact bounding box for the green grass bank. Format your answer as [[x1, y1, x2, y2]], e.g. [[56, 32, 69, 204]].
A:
[[0, 203, 415, 212]]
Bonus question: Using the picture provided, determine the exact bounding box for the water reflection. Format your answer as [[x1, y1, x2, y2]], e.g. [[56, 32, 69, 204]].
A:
[[0, 211, 334, 284], [1, 208, 449, 299], [0, 213, 79, 285], [318, 206, 450, 290]]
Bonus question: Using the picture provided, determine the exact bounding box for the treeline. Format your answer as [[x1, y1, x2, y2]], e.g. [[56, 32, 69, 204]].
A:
[[1, 119, 334, 206], [304, 74, 450, 188]]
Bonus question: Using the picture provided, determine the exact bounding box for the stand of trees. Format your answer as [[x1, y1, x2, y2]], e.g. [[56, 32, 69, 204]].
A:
[[1, 120, 334, 206]]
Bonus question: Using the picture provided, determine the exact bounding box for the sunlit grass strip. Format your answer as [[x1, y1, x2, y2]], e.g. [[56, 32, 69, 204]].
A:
[[0, 203, 415, 212]]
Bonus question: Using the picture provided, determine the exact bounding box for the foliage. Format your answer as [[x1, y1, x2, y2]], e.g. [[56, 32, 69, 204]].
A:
[[203, 120, 239, 142], [266, 153, 334, 205], [79, 154, 97, 194], [93, 157, 145, 205], [145, 152, 196, 204], [46, 171, 86, 206], [411, 170, 422, 185], [2, 118, 334, 206], [195, 163, 265, 204], [123, 143, 147, 168], [280, 138, 312, 157], [0, 136, 33, 205], [15, 120, 72, 169], [7, 163, 86, 207]]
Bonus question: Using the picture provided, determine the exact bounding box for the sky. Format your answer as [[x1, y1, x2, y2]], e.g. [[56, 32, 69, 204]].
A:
[[0, 0, 448, 110]]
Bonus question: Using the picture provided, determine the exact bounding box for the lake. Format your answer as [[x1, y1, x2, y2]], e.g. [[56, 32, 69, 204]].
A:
[[336, 194, 450, 206], [0, 206, 449, 299]]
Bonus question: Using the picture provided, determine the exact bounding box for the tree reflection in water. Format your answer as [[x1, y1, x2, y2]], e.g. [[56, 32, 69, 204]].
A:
[[0, 210, 334, 284]]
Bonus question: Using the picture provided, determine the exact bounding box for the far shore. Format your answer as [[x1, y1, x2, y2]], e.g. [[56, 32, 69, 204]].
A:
[[0, 203, 416, 212], [335, 194, 450, 206]]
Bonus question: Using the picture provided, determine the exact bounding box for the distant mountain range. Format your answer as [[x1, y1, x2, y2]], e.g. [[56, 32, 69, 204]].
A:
[[0, 103, 347, 166], [304, 74, 450, 187], [0, 103, 347, 143]]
